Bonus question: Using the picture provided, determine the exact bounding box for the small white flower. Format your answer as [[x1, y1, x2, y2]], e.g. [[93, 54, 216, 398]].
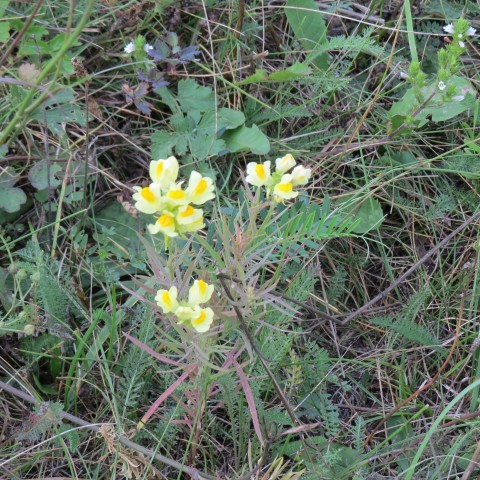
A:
[[273, 174, 298, 203], [132, 184, 163, 214], [124, 41, 135, 54], [191, 307, 214, 333], [443, 23, 454, 34], [275, 154, 296, 173], [145, 43, 153, 52], [147, 213, 178, 237], [459, 40, 465, 48], [458, 33, 463, 39], [291, 165, 312, 186], [149, 156, 179, 189], [186, 171, 216, 205], [165, 183, 189, 207], [466, 27, 476, 36], [245, 161, 272, 187], [188, 280, 214, 306], [174, 306, 195, 324], [155, 286, 178, 314], [438, 81, 446, 91], [399, 71, 409, 79]]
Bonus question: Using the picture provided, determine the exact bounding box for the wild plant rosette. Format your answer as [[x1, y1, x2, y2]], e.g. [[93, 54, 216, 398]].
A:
[[132, 156, 215, 241], [155, 279, 215, 333], [245, 154, 311, 203]]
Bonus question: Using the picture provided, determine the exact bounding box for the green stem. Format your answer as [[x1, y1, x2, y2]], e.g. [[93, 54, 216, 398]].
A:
[[0, 0, 95, 146]]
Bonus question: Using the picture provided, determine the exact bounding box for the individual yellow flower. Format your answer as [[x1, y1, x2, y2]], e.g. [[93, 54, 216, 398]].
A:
[[165, 183, 189, 207], [132, 184, 163, 214], [191, 306, 214, 333], [246, 161, 271, 187], [176, 204, 204, 233], [174, 306, 195, 324], [149, 156, 179, 189], [155, 286, 178, 313], [188, 279, 214, 306], [147, 212, 178, 237], [275, 154, 296, 173], [273, 174, 298, 202], [291, 165, 311, 186], [186, 171, 215, 205]]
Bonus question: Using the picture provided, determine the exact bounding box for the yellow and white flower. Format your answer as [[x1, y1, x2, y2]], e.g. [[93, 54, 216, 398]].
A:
[[147, 212, 178, 237], [176, 205, 204, 233], [188, 279, 214, 306], [174, 306, 195, 324], [191, 306, 214, 333], [275, 154, 296, 173], [165, 183, 189, 207], [155, 286, 178, 313], [246, 161, 271, 187], [132, 184, 163, 214], [291, 165, 311, 186], [186, 171, 215, 205], [149, 156, 179, 189], [273, 174, 298, 202]]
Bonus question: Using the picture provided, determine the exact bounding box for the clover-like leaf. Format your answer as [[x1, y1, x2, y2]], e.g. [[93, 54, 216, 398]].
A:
[[0, 167, 27, 213], [28, 160, 62, 190]]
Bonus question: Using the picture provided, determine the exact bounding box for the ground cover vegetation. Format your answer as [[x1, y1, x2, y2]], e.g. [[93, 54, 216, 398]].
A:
[[0, 0, 479, 478]]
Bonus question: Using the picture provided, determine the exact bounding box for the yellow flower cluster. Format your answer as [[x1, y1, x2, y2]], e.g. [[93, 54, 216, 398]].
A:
[[132, 156, 215, 238], [155, 279, 215, 333], [245, 154, 311, 203]]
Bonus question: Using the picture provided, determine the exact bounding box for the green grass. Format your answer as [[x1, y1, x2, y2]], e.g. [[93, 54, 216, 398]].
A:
[[1, 0, 480, 479]]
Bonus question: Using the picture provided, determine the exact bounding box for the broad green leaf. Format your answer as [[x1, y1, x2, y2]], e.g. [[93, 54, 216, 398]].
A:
[[389, 76, 476, 133], [222, 124, 270, 154], [285, 0, 328, 70], [0, 167, 27, 213], [338, 194, 384, 233], [151, 130, 177, 159], [28, 160, 62, 190], [30, 104, 86, 137], [177, 78, 214, 112]]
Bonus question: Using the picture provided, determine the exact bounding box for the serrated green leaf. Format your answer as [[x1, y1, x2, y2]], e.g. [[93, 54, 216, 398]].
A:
[[151, 130, 177, 159], [177, 78, 214, 112], [28, 160, 62, 190], [238, 63, 311, 85], [338, 195, 384, 233], [222, 124, 270, 154], [286, 0, 328, 70]]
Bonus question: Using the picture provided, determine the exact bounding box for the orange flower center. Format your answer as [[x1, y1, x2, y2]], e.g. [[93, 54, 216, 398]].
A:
[[158, 215, 174, 227], [192, 310, 206, 326], [168, 190, 186, 200], [254, 164, 266, 180], [156, 161, 164, 178], [140, 187, 155, 202], [198, 280, 207, 295], [180, 205, 194, 218], [162, 292, 172, 308], [277, 182, 293, 193], [194, 179, 208, 195]]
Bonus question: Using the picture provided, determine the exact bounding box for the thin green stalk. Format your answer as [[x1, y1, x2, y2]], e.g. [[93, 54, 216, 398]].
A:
[[0, 0, 95, 146]]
